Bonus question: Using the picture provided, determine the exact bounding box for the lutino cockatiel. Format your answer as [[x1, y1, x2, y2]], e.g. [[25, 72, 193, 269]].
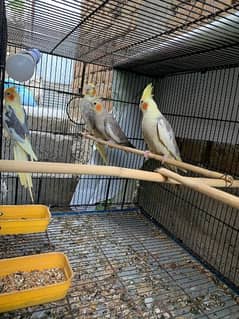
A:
[[91, 100, 134, 147], [139, 83, 185, 172], [3, 87, 37, 202], [79, 83, 108, 164]]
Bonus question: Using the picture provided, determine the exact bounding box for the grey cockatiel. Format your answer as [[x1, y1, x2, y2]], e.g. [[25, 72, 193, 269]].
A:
[[79, 83, 100, 133], [139, 83, 185, 172], [92, 100, 134, 148], [79, 83, 108, 164]]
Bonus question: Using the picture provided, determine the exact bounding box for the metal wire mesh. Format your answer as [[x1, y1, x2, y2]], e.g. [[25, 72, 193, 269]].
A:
[[5, 0, 239, 76], [1, 210, 239, 318], [1, 0, 239, 311], [138, 159, 239, 289], [1, 46, 145, 206], [137, 66, 239, 289], [0, 0, 7, 203]]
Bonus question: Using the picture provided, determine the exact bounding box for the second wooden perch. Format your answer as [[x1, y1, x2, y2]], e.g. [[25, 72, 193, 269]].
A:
[[157, 168, 239, 210], [81, 132, 234, 185]]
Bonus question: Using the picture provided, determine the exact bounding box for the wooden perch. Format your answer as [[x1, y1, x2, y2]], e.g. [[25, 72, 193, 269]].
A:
[[0, 160, 239, 209], [80, 132, 234, 184], [0, 160, 239, 189], [0, 160, 171, 184], [157, 168, 239, 210]]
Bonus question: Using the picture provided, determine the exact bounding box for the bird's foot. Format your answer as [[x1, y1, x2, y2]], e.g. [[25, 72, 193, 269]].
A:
[[161, 155, 169, 165], [81, 130, 88, 135], [220, 174, 234, 187], [143, 150, 151, 159], [107, 139, 115, 144]]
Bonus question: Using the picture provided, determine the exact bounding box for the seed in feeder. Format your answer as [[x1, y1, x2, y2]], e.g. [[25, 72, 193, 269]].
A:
[[0, 268, 65, 293]]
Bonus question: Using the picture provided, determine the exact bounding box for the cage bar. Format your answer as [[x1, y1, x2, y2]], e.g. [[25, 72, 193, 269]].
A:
[[1, 0, 239, 317]]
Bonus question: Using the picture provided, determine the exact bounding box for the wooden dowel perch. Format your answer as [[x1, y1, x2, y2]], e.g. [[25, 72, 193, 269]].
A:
[[81, 133, 233, 184], [0, 160, 171, 183], [0, 160, 239, 187], [157, 168, 239, 210], [0, 160, 239, 210]]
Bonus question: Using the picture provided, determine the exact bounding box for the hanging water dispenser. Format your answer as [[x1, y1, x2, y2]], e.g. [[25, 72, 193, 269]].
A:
[[6, 48, 42, 82]]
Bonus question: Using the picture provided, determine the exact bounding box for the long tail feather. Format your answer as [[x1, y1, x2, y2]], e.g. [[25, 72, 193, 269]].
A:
[[96, 143, 108, 164], [13, 144, 34, 202], [18, 137, 37, 161]]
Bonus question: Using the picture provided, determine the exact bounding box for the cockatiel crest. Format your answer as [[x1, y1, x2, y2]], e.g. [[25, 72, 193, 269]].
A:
[[141, 82, 153, 101], [84, 83, 96, 97], [140, 83, 158, 113]]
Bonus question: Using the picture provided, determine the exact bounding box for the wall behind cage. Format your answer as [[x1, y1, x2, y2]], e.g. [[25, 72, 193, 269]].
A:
[[138, 66, 239, 288]]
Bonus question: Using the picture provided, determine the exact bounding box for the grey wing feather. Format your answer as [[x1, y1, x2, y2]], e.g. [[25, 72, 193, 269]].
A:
[[157, 115, 181, 160], [104, 114, 129, 144], [3, 105, 29, 143], [85, 109, 96, 131], [80, 100, 96, 131]]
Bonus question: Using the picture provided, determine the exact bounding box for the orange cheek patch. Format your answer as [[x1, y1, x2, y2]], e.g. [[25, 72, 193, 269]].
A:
[[8, 95, 14, 101], [142, 102, 148, 110], [95, 103, 102, 111]]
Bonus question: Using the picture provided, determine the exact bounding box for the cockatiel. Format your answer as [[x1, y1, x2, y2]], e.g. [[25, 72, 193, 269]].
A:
[[79, 83, 108, 164], [139, 83, 185, 172], [91, 100, 134, 148], [3, 87, 37, 202], [79, 84, 98, 133]]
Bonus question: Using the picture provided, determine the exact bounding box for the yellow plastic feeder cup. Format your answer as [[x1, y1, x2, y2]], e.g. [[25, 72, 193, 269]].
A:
[[0, 252, 73, 313], [0, 205, 51, 235]]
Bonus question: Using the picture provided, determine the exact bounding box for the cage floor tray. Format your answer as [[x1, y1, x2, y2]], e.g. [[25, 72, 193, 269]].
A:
[[0, 205, 51, 235], [0, 252, 73, 313], [0, 211, 238, 318]]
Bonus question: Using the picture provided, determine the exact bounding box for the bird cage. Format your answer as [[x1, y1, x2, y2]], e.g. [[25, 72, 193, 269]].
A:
[[0, 0, 239, 317]]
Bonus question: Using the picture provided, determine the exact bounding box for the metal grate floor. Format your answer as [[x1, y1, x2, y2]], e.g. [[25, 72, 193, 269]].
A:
[[0, 210, 238, 319]]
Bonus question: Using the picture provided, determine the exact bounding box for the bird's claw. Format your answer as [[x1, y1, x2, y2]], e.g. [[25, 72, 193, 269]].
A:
[[108, 139, 115, 144], [161, 155, 168, 165], [220, 174, 234, 187], [144, 150, 150, 159]]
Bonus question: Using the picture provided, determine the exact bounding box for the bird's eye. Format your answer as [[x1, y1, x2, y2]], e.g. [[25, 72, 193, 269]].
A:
[[6, 92, 10, 96]]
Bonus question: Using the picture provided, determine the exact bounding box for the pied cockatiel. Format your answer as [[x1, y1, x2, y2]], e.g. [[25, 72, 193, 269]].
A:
[[91, 100, 134, 148], [139, 83, 185, 172], [3, 87, 37, 202], [79, 83, 108, 164]]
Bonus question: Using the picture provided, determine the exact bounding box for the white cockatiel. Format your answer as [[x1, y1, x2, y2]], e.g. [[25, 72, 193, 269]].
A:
[[139, 83, 184, 172], [3, 87, 37, 202], [79, 83, 108, 164]]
